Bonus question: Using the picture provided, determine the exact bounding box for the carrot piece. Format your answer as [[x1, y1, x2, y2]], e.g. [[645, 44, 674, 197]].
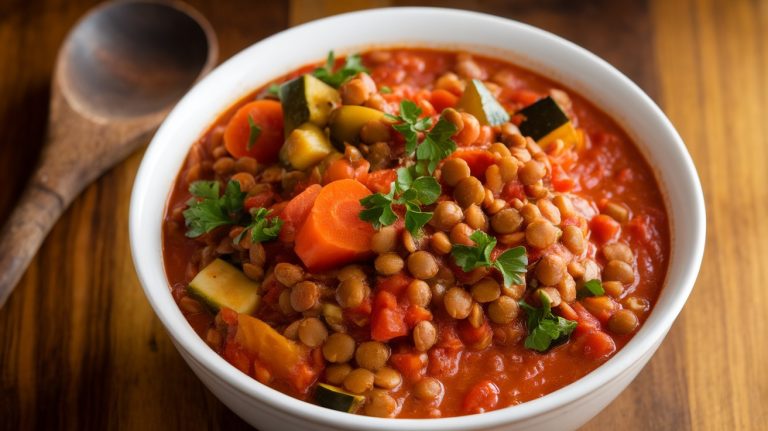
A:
[[364, 168, 397, 194], [370, 291, 407, 341], [447, 148, 499, 181], [390, 352, 426, 381], [429, 89, 458, 113], [294, 179, 375, 271], [462, 380, 500, 414], [224, 100, 284, 163], [376, 273, 412, 296], [590, 214, 621, 243], [278, 184, 322, 242], [322, 157, 370, 184], [582, 330, 616, 360]]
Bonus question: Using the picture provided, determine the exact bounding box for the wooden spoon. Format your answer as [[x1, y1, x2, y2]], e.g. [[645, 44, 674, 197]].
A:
[[0, 0, 218, 307]]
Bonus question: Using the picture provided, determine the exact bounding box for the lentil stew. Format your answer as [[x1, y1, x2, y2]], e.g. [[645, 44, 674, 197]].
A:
[[162, 48, 669, 418]]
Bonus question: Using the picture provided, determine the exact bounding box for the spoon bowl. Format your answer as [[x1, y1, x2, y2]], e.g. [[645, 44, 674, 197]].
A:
[[0, 0, 217, 307]]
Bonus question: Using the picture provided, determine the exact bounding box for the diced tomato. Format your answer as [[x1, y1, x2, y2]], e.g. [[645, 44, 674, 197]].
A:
[[556, 302, 579, 321], [582, 330, 616, 360], [390, 352, 426, 381], [501, 181, 526, 202], [323, 158, 370, 184], [376, 273, 412, 296], [571, 302, 601, 338], [428, 346, 462, 377], [448, 149, 498, 181], [462, 380, 500, 414], [405, 305, 432, 327], [244, 190, 275, 210], [370, 291, 407, 341], [365, 169, 397, 194], [590, 214, 621, 243], [551, 163, 575, 192], [429, 88, 459, 113], [581, 296, 619, 325], [222, 340, 250, 374]]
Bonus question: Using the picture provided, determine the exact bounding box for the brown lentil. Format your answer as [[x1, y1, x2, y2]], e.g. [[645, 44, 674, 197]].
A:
[[519, 160, 546, 185], [526, 219, 559, 249], [322, 333, 356, 363], [356, 341, 390, 371], [290, 281, 320, 312], [407, 251, 439, 280], [375, 252, 404, 275], [443, 287, 473, 319], [430, 232, 453, 255], [374, 367, 402, 390], [325, 363, 352, 385], [441, 158, 471, 187], [454, 176, 485, 208], [488, 296, 519, 324], [608, 309, 639, 334], [602, 242, 634, 264], [407, 280, 432, 307], [471, 277, 501, 303], [413, 320, 437, 352], [297, 317, 328, 347], [343, 368, 375, 394], [491, 208, 523, 234], [536, 254, 567, 286], [431, 201, 464, 231], [274, 262, 304, 287], [604, 260, 635, 284], [464, 204, 487, 230], [413, 377, 444, 401], [336, 277, 368, 308], [365, 390, 398, 418]]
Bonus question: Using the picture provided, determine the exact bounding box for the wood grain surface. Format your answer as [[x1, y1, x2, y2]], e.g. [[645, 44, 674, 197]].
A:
[[0, 0, 765, 429]]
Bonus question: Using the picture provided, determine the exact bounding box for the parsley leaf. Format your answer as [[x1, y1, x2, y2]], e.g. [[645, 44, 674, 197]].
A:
[[234, 207, 283, 244], [520, 292, 577, 352], [414, 113, 458, 175], [359, 167, 441, 236], [493, 246, 528, 287], [386, 100, 432, 155], [183, 180, 246, 238], [247, 114, 261, 151], [266, 83, 281, 98], [451, 230, 496, 271], [578, 279, 605, 298], [312, 50, 368, 88], [450, 230, 528, 287], [380, 85, 392, 94]]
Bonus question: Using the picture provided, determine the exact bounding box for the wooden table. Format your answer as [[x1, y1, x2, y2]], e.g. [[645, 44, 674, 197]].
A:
[[1, 0, 765, 429]]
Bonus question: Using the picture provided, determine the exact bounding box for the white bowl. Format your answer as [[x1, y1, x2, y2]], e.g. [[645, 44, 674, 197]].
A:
[[130, 7, 705, 431]]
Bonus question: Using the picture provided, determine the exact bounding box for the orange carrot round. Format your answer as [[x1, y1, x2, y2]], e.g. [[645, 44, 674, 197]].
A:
[[294, 179, 374, 271], [224, 100, 284, 163]]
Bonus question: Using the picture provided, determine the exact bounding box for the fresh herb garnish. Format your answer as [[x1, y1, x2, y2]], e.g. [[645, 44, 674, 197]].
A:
[[247, 114, 261, 151], [312, 50, 368, 88], [451, 230, 528, 287], [385, 100, 432, 155], [380, 85, 392, 94], [578, 279, 605, 298], [234, 207, 283, 244], [520, 291, 577, 352], [359, 167, 441, 236], [183, 180, 246, 238]]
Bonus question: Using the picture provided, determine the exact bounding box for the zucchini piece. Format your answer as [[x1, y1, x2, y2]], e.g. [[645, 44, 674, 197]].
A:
[[188, 259, 260, 314], [328, 105, 385, 148], [280, 122, 334, 170], [518, 96, 580, 150], [457, 79, 510, 126], [280, 74, 341, 134], [315, 383, 365, 413]]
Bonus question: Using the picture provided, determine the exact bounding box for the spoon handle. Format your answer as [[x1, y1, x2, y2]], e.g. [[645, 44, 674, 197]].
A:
[[0, 175, 71, 306]]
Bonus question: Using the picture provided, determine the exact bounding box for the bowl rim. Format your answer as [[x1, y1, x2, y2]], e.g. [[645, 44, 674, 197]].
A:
[[130, 6, 705, 429]]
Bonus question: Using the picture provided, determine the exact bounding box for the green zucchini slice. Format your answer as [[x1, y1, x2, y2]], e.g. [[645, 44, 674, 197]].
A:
[[315, 383, 365, 413], [457, 79, 510, 126], [188, 259, 260, 314], [280, 74, 341, 134], [280, 122, 335, 170], [518, 96, 581, 150]]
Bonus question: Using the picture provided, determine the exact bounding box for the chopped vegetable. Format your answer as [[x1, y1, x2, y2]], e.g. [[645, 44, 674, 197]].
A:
[[183, 180, 245, 238], [457, 79, 510, 126], [359, 167, 441, 236], [280, 122, 335, 170], [279, 184, 322, 242], [413, 112, 458, 175], [379, 85, 392, 94], [329, 105, 386, 147], [520, 291, 577, 352], [234, 207, 283, 244], [224, 100, 284, 163], [279, 74, 341, 134], [295, 179, 375, 271], [315, 383, 365, 412], [188, 259, 261, 314], [233, 313, 319, 392], [312, 50, 368, 88], [517, 96, 579, 150], [451, 230, 527, 287], [371, 290, 407, 341]]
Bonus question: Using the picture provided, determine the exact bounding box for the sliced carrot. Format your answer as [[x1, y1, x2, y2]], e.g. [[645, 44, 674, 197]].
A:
[[364, 168, 397, 194], [405, 305, 433, 327], [294, 179, 375, 271], [429, 89, 458, 113], [590, 214, 621, 244], [447, 148, 499, 181], [278, 184, 322, 242], [224, 100, 284, 163]]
